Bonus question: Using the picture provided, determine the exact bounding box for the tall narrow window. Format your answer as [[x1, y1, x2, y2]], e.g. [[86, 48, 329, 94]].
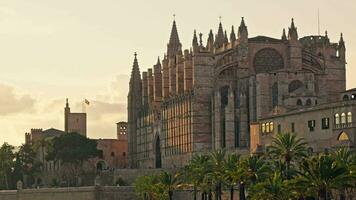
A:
[[341, 113, 346, 124], [277, 124, 281, 134], [272, 83, 278, 108], [335, 114, 340, 125], [308, 120, 315, 132], [266, 123, 270, 133], [261, 123, 266, 133], [269, 122, 274, 132], [322, 118, 330, 129], [291, 123, 295, 133], [347, 112, 352, 124]]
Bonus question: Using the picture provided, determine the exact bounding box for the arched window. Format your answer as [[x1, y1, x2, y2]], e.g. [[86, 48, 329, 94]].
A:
[[269, 122, 274, 132], [347, 112, 352, 123], [261, 123, 266, 133], [343, 95, 349, 101], [296, 99, 303, 106], [335, 114, 340, 125], [266, 123, 270, 133], [306, 99, 312, 106], [341, 113, 346, 124], [337, 131, 349, 141], [220, 86, 229, 107], [288, 80, 304, 93], [272, 83, 278, 108], [254, 48, 284, 73]]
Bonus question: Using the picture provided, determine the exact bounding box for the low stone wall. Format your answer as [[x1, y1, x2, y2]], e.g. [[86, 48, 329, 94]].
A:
[[114, 168, 175, 185], [0, 186, 137, 200]]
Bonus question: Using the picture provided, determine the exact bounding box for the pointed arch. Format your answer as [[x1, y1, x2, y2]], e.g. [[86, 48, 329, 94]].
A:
[[337, 131, 350, 141]]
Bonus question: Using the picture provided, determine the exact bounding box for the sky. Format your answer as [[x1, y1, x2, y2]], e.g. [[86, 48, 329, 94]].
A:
[[1, 0, 356, 146]]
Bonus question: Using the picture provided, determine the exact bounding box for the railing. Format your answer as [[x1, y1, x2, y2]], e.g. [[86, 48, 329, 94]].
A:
[[334, 122, 356, 130]]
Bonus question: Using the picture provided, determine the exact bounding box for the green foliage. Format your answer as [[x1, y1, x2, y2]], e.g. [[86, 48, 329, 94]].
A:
[[46, 132, 100, 164], [134, 133, 356, 200], [0, 143, 15, 189]]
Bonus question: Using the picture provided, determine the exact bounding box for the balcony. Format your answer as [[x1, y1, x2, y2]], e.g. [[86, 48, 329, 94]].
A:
[[333, 122, 356, 130]]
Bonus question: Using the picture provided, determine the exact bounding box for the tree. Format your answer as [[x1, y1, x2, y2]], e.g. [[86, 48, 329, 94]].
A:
[[210, 149, 226, 200], [158, 171, 181, 200], [46, 133, 100, 186], [268, 133, 307, 179], [0, 143, 14, 189], [223, 153, 240, 200], [184, 154, 213, 200], [298, 154, 354, 200], [239, 155, 270, 200], [249, 172, 292, 200], [13, 143, 42, 188]]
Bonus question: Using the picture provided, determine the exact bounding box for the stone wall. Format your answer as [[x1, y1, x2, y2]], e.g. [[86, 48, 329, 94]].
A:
[[0, 186, 137, 200]]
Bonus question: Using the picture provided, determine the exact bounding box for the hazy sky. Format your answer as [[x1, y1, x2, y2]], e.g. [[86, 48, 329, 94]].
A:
[[1, 0, 356, 146]]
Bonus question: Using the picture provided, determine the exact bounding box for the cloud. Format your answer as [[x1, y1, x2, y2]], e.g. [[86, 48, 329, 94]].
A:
[[0, 83, 36, 116]]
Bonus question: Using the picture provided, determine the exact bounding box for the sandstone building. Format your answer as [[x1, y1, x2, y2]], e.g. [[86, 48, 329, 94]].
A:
[[127, 17, 354, 169]]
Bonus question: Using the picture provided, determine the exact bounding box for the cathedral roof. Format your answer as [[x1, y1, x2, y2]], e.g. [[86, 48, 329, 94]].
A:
[[248, 36, 282, 43], [42, 128, 65, 138]]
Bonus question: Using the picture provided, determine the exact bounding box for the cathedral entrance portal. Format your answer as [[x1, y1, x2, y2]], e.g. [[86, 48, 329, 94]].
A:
[[155, 135, 162, 168]]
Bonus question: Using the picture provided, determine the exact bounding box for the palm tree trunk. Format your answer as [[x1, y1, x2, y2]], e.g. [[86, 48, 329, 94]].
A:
[[201, 192, 205, 200], [193, 187, 197, 200], [230, 186, 234, 200], [239, 183, 246, 200], [169, 191, 173, 200]]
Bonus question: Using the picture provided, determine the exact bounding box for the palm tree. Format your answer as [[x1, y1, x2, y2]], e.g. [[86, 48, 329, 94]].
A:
[[239, 155, 270, 200], [159, 171, 181, 200], [223, 153, 240, 200], [210, 149, 226, 200], [184, 154, 213, 200], [268, 133, 307, 179], [249, 172, 292, 200], [298, 154, 354, 200]]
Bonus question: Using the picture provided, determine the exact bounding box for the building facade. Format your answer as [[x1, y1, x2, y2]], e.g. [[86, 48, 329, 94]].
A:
[[64, 98, 87, 136], [127, 17, 351, 169]]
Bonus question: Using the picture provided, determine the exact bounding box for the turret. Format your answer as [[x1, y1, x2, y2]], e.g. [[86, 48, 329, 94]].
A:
[[338, 33, 346, 61], [153, 57, 162, 102], [238, 17, 248, 43], [207, 30, 214, 51], [281, 28, 287, 41], [64, 98, 70, 132], [192, 30, 199, 52], [230, 26, 236, 43], [167, 20, 182, 58], [224, 31, 229, 45], [214, 22, 225, 48], [288, 18, 298, 41]]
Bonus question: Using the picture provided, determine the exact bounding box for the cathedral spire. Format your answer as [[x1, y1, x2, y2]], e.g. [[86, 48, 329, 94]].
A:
[[207, 29, 214, 51], [215, 20, 225, 48], [130, 52, 141, 84], [167, 19, 182, 57], [156, 56, 161, 66], [192, 30, 198, 47], [238, 17, 248, 42], [339, 33, 345, 47], [288, 18, 298, 41], [230, 25, 236, 42], [224, 30, 228, 44], [281, 28, 287, 41]]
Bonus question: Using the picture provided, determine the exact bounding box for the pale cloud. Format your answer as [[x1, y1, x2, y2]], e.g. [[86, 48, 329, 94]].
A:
[[0, 83, 36, 116]]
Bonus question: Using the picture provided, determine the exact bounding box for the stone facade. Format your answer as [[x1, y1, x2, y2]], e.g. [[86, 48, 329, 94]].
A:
[[65, 99, 87, 136], [127, 17, 349, 168]]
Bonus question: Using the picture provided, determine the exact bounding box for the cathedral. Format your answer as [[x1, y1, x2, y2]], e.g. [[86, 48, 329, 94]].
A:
[[127, 17, 354, 169]]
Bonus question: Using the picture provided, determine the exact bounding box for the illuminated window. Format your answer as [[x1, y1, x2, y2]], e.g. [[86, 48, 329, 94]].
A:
[[335, 114, 340, 125], [347, 112, 352, 123], [341, 113, 346, 124], [266, 123, 270, 133], [269, 122, 274, 132], [262, 123, 266, 133], [338, 132, 349, 141]]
